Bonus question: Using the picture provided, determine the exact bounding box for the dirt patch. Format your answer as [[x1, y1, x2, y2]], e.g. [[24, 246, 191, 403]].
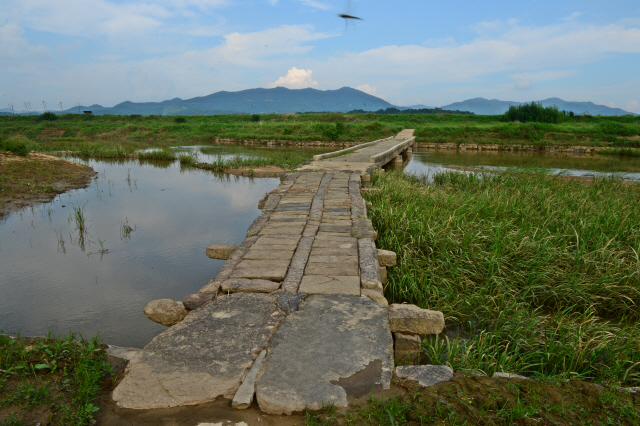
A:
[[225, 165, 286, 178], [0, 151, 96, 218]]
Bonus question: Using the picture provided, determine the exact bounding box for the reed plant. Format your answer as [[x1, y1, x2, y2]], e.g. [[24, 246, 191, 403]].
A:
[[365, 169, 640, 385]]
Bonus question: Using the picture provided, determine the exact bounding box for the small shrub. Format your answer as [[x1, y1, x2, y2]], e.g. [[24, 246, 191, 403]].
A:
[[37, 111, 58, 122], [129, 114, 142, 119], [0, 136, 31, 156], [251, 114, 260, 122], [323, 122, 347, 141], [174, 117, 186, 123]]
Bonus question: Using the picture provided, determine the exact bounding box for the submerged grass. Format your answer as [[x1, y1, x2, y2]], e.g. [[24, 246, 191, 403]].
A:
[[181, 152, 312, 172], [364, 169, 640, 385]]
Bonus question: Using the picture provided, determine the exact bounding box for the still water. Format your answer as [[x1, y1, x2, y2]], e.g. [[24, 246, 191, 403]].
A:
[[2, 144, 639, 348], [403, 148, 640, 181], [0, 145, 328, 348]]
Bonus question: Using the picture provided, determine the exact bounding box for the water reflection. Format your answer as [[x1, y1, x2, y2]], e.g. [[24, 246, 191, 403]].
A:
[[0, 151, 284, 348], [400, 148, 640, 181]]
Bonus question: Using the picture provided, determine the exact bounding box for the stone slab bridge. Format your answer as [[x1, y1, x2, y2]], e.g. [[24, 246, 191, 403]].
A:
[[111, 129, 445, 415]]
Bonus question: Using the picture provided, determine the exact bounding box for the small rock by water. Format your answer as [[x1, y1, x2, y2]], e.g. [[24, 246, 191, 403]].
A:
[[143, 299, 189, 327]]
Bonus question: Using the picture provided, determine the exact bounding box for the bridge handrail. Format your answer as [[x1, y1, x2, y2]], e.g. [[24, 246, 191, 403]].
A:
[[369, 137, 415, 164], [312, 136, 394, 161]]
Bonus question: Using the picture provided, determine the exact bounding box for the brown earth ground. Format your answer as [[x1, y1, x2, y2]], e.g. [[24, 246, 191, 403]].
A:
[[0, 151, 95, 219], [93, 357, 640, 426]]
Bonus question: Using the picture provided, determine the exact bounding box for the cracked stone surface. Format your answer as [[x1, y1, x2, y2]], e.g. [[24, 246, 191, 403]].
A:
[[255, 295, 393, 415], [113, 293, 285, 409], [396, 365, 453, 388]]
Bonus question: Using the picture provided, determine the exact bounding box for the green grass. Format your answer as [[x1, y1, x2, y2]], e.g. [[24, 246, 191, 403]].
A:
[[2, 113, 639, 152], [364, 169, 640, 386], [0, 332, 113, 425], [188, 152, 312, 172]]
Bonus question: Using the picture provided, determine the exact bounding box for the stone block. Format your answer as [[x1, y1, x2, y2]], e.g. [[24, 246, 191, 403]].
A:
[[388, 304, 445, 335], [396, 365, 453, 388], [377, 249, 397, 267], [199, 279, 222, 295], [298, 275, 360, 295], [230, 265, 289, 282], [243, 248, 295, 260], [310, 247, 357, 257], [252, 235, 301, 247], [232, 350, 267, 409], [394, 333, 421, 365], [281, 236, 313, 293], [206, 244, 240, 260], [380, 266, 388, 284], [359, 238, 383, 291], [352, 218, 375, 239], [182, 293, 215, 310], [255, 295, 393, 414], [361, 289, 388, 306], [221, 279, 281, 293], [143, 299, 189, 327], [113, 294, 285, 409], [493, 372, 531, 380], [305, 262, 358, 276]]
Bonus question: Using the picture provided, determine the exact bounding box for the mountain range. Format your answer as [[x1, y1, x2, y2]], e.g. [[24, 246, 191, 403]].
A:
[[1, 87, 636, 116]]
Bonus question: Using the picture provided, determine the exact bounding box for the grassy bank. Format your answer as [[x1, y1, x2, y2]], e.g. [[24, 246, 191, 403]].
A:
[[363, 169, 640, 386], [0, 332, 113, 425], [0, 150, 95, 218], [177, 151, 312, 172], [1, 113, 639, 151]]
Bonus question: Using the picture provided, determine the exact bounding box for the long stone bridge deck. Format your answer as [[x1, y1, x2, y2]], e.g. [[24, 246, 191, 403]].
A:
[[111, 129, 444, 415]]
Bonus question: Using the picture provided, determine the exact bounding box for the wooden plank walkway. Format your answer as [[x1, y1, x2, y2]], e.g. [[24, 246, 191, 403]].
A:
[[112, 130, 419, 414]]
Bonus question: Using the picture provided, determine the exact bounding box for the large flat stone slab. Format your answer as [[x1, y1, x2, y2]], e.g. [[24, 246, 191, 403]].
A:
[[298, 275, 360, 295], [112, 293, 285, 409], [255, 295, 394, 414]]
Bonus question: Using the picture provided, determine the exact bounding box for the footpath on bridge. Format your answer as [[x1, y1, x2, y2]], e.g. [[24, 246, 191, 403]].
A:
[[111, 129, 445, 415]]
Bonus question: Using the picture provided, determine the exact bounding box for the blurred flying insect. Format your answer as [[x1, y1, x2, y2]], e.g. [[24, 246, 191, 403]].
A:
[[338, 0, 363, 32]]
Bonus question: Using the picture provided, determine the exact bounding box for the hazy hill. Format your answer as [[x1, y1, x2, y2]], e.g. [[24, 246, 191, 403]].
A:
[[442, 97, 636, 116], [65, 87, 393, 116]]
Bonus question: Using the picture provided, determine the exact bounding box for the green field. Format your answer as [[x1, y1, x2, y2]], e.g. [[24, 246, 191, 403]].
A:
[[364, 169, 640, 386], [1, 113, 639, 153]]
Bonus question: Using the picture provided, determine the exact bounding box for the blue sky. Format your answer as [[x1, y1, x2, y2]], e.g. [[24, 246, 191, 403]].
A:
[[2, 0, 640, 112]]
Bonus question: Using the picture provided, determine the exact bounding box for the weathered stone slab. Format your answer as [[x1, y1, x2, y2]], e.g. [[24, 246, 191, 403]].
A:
[[246, 213, 271, 237], [113, 293, 285, 409], [232, 349, 266, 409], [230, 265, 289, 282], [281, 236, 313, 293], [221, 279, 281, 293], [243, 249, 295, 260], [305, 262, 358, 276], [377, 249, 397, 267], [307, 255, 358, 264], [143, 299, 189, 327], [255, 295, 394, 414], [206, 244, 240, 260], [388, 304, 445, 335], [199, 278, 222, 295], [319, 224, 352, 233], [396, 365, 453, 388], [352, 218, 376, 239], [107, 345, 141, 361], [302, 222, 319, 237], [394, 333, 421, 365], [252, 235, 301, 246], [361, 289, 388, 306], [262, 194, 281, 211], [183, 293, 215, 310], [314, 234, 357, 243], [310, 247, 357, 257], [359, 238, 383, 291], [298, 275, 360, 295], [258, 225, 304, 236]]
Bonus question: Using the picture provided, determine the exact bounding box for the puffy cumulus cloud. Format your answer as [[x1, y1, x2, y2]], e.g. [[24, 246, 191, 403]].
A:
[[355, 84, 377, 96], [270, 67, 318, 89], [627, 101, 639, 112]]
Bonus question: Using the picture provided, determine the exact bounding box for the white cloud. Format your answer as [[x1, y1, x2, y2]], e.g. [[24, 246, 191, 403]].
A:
[[0, 23, 50, 70], [355, 84, 377, 96], [270, 67, 318, 89], [296, 0, 331, 10], [627, 100, 639, 112], [510, 70, 576, 90]]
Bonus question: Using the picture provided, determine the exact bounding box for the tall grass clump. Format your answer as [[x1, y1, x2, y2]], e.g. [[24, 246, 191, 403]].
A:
[[501, 102, 566, 123], [136, 148, 176, 161], [365, 169, 640, 385], [0, 136, 32, 156]]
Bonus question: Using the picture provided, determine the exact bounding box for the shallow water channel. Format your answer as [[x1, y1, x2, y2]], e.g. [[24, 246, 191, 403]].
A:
[[0, 145, 327, 348], [2, 144, 639, 348]]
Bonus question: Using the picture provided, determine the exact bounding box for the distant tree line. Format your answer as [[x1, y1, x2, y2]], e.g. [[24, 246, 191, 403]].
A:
[[348, 107, 474, 115]]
